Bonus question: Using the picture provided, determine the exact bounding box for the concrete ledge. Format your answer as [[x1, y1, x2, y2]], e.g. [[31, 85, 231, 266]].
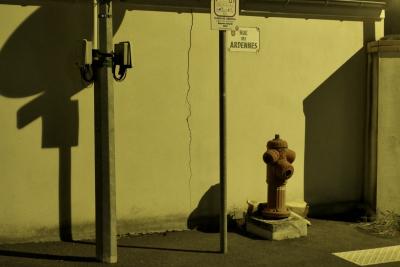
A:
[[246, 215, 307, 240]]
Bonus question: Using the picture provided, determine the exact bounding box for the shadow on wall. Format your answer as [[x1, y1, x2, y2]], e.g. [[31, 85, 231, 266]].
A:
[[187, 184, 236, 232], [0, 1, 127, 241], [385, 0, 400, 35], [188, 184, 221, 232], [303, 48, 367, 221]]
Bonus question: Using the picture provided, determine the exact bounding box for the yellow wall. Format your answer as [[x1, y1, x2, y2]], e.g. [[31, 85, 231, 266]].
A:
[[0, 2, 381, 242]]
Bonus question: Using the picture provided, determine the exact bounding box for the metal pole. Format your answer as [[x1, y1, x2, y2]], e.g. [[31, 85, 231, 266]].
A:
[[93, 0, 98, 49], [59, 147, 72, 242], [219, 30, 227, 254], [94, 0, 117, 263]]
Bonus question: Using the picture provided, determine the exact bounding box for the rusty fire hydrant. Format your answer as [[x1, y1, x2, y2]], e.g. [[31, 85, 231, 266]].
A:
[[259, 134, 296, 219]]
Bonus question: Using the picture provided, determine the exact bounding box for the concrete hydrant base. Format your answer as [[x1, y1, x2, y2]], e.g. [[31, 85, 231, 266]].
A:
[[246, 214, 308, 240]]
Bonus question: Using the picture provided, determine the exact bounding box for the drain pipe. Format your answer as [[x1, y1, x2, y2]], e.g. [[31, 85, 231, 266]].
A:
[[239, 0, 385, 20], [252, 0, 386, 7], [93, 0, 98, 49]]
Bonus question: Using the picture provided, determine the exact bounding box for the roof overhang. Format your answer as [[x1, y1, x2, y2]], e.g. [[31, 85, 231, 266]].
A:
[[120, 0, 386, 21], [0, 0, 386, 21]]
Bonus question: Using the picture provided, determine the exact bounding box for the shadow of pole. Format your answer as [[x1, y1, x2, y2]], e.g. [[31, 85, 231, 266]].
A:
[[0, 1, 127, 245], [59, 147, 72, 241], [1, 2, 84, 243], [117, 244, 219, 254], [17, 95, 79, 241], [73, 240, 220, 254]]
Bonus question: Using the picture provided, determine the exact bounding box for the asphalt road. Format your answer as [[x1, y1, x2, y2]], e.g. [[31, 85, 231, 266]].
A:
[[0, 219, 399, 267]]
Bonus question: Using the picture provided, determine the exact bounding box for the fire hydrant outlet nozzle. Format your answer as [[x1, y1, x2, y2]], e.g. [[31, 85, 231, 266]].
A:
[[260, 134, 296, 219]]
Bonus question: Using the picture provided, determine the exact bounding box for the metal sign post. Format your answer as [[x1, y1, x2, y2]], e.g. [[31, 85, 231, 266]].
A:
[[94, 0, 117, 263], [219, 29, 228, 254], [211, 0, 238, 254]]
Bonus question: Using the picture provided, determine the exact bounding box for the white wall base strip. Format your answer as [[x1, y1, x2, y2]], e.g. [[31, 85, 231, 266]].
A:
[[333, 245, 400, 266]]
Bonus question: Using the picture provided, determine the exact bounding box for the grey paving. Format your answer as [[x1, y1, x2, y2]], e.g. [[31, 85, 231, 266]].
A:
[[0, 219, 399, 267]]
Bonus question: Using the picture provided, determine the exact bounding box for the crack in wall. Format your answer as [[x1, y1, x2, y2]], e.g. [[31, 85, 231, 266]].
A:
[[186, 12, 194, 211]]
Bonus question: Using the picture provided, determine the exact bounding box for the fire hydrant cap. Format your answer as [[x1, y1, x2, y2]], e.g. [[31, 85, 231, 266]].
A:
[[267, 134, 288, 149]]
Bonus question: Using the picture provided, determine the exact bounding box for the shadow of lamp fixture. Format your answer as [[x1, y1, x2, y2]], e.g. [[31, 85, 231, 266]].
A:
[[79, 39, 133, 83], [259, 134, 296, 219]]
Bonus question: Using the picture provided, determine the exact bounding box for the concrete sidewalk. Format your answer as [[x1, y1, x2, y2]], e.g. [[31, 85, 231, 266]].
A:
[[0, 219, 399, 267]]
